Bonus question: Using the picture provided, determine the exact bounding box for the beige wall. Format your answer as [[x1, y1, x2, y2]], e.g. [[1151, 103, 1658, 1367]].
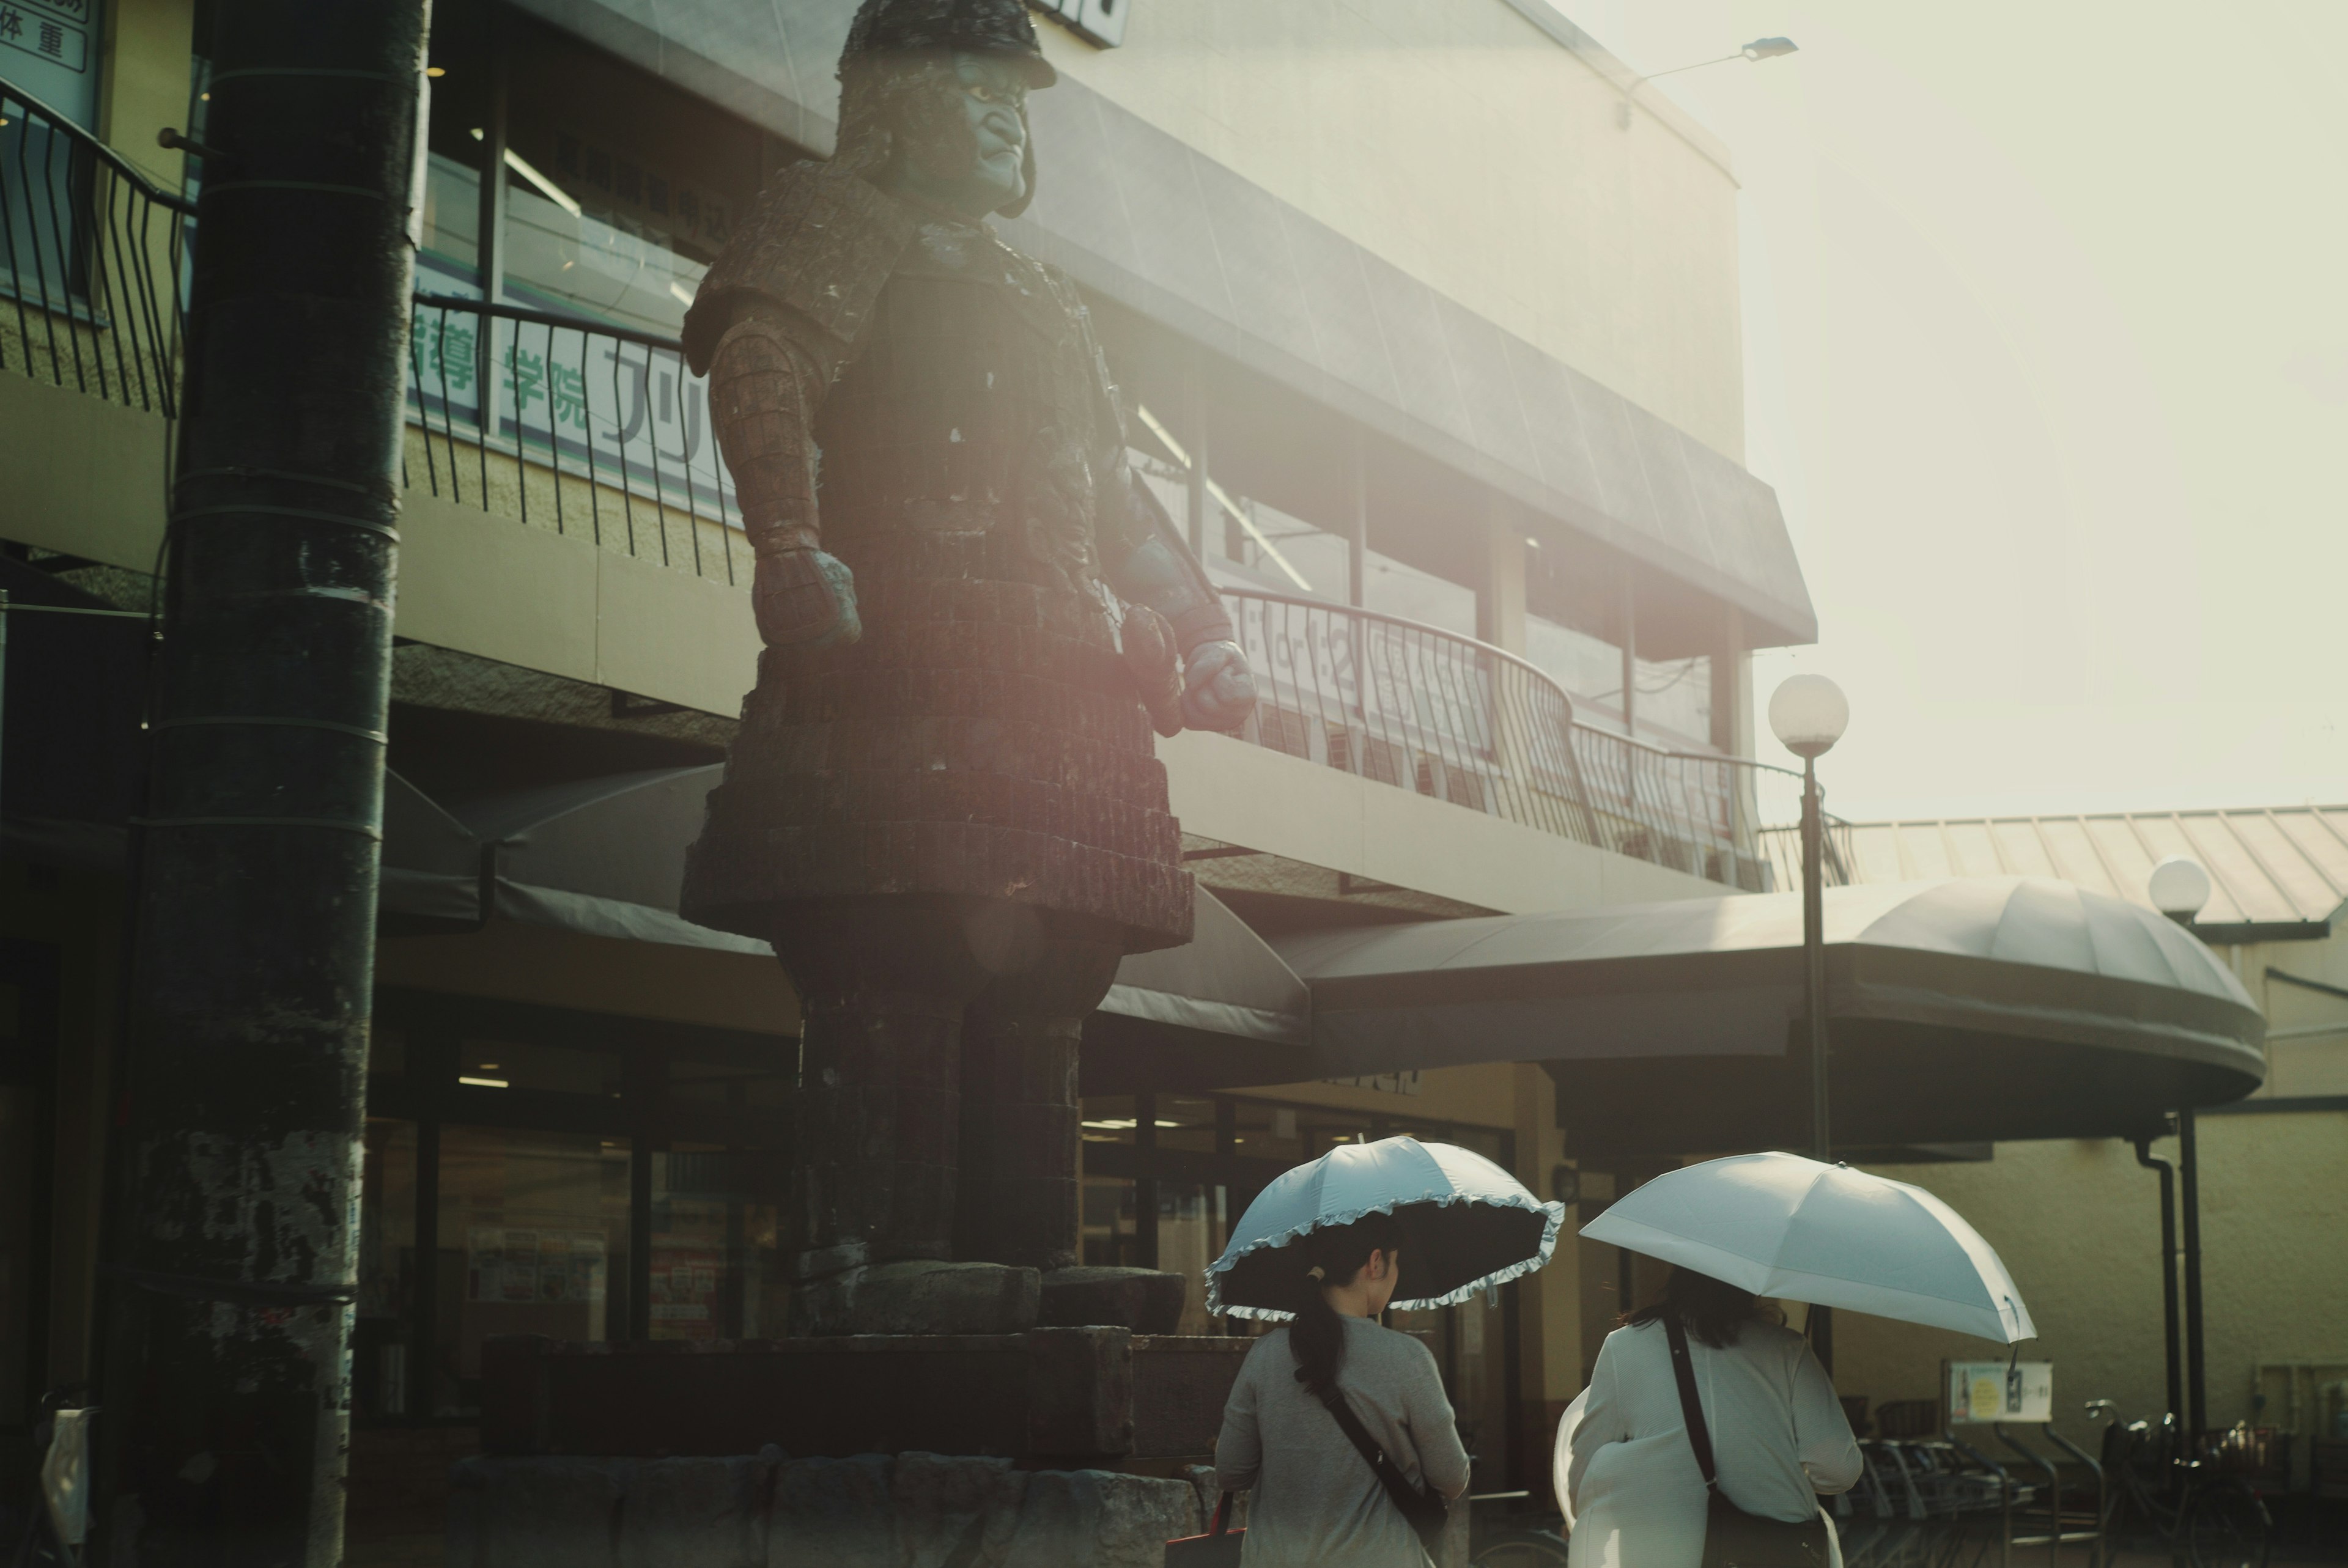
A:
[[1837, 1114, 2348, 1442], [98, 0, 193, 189], [2233, 932, 2348, 1099], [1038, 1, 1747, 460], [1825, 935, 2348, 1444]]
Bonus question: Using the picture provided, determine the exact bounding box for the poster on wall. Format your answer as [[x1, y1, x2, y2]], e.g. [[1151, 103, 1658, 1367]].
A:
[[1, 0, 105, 313], [0, 0, 100, 125], [464, 1226, 608, 1305], [1946, 1360, 2054, 1424], [648, 1246, 723, 1339], [408, 243, 737, 529]]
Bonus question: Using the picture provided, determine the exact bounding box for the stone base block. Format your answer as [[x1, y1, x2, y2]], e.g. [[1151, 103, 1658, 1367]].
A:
[[449, 1452, 1209, 1568], [1036, 1267, 1186, 1334], [481, 1330, 1251, 1464], [790, 1259, 1041, 1336]]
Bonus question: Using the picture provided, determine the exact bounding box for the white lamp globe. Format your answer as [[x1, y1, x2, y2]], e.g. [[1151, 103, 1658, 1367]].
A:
[[2147, 856, 2212, 921], [1768, 674, 1850, 759]]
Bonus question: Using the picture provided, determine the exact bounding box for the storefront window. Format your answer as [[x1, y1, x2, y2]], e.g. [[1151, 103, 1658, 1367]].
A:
[[353, 1119, 419, 1421], [1528, 613, 1626, 724], [0, 1067, 33, 1424], [1156, 1094, 1219, 1155], [434, 1125, 630, 1417], [1156, 1182, 1226, 1334], [649, 1146, 787, 1340], [369, 1023, 406, 1085], [418, 153, 479, 281], [668, 1055, 793, 1112], [1228, 1099, 1303, 1165], [1080, 1175, 1141, 1268], [454, 1037, 621, 1097], [1634, 654, 1713, 746], [1079, 1094, 1141, 1146]]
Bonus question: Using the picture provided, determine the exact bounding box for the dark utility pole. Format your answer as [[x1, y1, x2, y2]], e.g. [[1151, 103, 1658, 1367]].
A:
[[97, 2, 426, 1563]]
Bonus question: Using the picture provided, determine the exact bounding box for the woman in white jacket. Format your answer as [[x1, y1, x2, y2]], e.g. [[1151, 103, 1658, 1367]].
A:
[[1560, 1267, 1862, 1568]]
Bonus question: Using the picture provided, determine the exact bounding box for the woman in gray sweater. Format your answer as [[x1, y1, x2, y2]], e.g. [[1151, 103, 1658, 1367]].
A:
[[1214, 1213, 1472, 1566]]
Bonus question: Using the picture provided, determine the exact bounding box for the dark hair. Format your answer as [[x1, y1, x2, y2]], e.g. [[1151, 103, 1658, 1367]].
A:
[[1620, 1265, 1784, 1349], [1287, 1212, 1406, 1395]]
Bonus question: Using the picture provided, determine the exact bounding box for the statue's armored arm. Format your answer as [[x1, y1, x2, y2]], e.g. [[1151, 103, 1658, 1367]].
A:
[[708, 303, 860, 649], [1102, 474, 1258, 732]]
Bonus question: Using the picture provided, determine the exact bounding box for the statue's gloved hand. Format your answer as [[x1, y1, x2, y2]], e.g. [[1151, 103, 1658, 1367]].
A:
[[1181, 639, 1257, 732], [753, 547, 862, 650]]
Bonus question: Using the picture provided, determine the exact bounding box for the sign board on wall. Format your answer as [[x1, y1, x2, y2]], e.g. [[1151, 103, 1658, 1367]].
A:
[[1946, 1360, 2054, 1424], [1030, 0, 1127, 50], [0, 0, 100, 124]]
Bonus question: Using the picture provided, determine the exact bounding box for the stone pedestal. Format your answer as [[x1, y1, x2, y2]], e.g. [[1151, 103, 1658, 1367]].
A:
[[481, 1331, 1250, 1467], [446, 1449, 1217, 1568]]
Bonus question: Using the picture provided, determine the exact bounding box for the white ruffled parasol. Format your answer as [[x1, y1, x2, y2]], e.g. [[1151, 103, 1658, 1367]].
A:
[[1206, 1135, 1564, 1319]]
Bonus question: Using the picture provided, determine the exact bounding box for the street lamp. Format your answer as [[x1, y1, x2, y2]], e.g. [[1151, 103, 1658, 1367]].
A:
[[1644, 35, 1803, 81], [1767, 672, 1846, 1157], [1615, 35, 1801, 126], [2147, 854, 2213, 1445], [2149, 855, 2212, 927], [1770, 672, 1847, 1369]]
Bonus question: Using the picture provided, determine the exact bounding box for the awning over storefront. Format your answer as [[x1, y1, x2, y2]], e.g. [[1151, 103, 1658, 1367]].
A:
[[1082, 889, 1315, 1094], [1277, 878, 2267, 1161], [378, 766, 1313, 1078]]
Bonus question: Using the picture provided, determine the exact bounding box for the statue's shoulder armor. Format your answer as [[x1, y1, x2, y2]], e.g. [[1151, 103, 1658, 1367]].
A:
[[682, 160, 918, 374]]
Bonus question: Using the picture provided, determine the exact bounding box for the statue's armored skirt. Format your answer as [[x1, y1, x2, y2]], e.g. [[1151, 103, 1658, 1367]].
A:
[[679, 223, 1194, 957]]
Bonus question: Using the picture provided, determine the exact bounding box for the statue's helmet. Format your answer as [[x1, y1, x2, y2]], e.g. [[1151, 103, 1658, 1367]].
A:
[[836, 0, 1052, 216]]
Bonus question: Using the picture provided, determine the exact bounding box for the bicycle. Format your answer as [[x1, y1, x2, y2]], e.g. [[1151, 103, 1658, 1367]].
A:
[[1464, 1487, 1570, 1567], [2086, 1397, 2270, 1568], [1469, 1522, 1571, 1567]]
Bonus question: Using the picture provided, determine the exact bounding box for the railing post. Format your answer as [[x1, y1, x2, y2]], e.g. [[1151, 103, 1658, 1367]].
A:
[[474, 4, 510, 405]]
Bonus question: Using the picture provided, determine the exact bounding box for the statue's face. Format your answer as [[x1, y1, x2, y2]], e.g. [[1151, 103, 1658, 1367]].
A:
[[888, 51, 1030, 218]]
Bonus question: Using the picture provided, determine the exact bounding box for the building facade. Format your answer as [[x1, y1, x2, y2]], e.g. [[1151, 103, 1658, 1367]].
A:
[[0, 0, 1829, 1556], [1827, 811, 2348, 1487]]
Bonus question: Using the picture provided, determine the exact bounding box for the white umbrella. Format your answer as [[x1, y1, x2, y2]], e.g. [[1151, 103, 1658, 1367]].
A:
[[1580, 1152, 2035, 1343], [1208, 1136, 1563, 1318]]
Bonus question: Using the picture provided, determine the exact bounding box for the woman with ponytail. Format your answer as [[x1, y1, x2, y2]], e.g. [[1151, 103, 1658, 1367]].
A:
[[1213, 1212, 1471, 1565]]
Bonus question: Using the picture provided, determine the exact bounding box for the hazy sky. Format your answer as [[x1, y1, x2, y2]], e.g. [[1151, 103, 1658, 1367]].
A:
[[1560, 1, 2348, 823]]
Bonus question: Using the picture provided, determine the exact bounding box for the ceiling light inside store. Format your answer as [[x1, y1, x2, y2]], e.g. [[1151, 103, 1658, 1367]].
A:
[[458, 1075, 509, 1089], [426, 65, 447, 77]]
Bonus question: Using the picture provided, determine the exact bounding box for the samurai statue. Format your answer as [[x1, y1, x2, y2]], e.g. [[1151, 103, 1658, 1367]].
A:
[[679, 0, 1256, 1333]]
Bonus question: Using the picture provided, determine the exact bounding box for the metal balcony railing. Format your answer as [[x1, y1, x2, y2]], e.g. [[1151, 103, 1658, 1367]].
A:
[[0, 89, 1849, 897], [1, 75, 193, 414], [405, 294, 739, 584], [1221, 589, 1851, 892]]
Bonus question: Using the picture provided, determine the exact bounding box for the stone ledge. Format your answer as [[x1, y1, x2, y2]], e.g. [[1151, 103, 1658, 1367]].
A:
[[479, 1332, 1252, 1464], [445, 1451, 1211, 1568]]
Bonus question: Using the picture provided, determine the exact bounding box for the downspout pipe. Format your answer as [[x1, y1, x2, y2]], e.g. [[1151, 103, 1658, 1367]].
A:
[[2133, 1136, 2184, 1427], [2179, 1110, 2209, 1445]]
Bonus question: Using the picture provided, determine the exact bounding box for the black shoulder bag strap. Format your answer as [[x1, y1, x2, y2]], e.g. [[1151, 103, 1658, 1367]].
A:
[[1664, 1317, 1724, 1492], [1315, 1385, 1449, 1556], [1663, 1317, 1831, 1568]]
